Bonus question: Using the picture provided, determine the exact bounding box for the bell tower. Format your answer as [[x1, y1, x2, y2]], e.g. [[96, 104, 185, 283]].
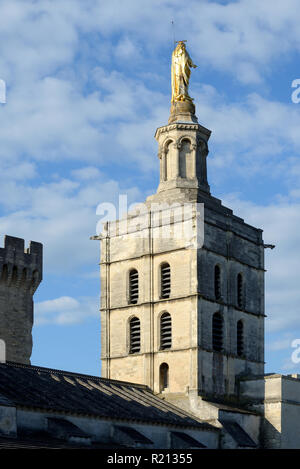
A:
[[95, 43, 265, 411], [155, 121, 210, 196]]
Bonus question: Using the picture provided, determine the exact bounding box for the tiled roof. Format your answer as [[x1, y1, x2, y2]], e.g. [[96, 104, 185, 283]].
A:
[[0, 434, 124, 449], [0, 362, 216, 431]]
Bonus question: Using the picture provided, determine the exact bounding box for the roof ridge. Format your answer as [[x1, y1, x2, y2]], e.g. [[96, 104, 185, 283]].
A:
[[3, 361, 149, 389]]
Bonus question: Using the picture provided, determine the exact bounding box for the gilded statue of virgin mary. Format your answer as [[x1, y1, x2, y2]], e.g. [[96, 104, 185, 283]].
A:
[[171, 41, 197, 104]]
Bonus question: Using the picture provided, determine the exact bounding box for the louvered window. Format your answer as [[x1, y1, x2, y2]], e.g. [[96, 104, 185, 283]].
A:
[[237, 320, 244, 356], [237, 273, 243, 308], [160, 312, 172, 350], [161, 263, 171, 298], [129, 269, 138, 304], [160, 363, 169, 392], [212, 312, 223, 352], [214, 265, 221, 300], [129, 317, 140, 354]]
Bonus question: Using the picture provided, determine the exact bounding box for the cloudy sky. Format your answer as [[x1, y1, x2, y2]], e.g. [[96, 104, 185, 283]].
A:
[[0, 0, 299, 376]]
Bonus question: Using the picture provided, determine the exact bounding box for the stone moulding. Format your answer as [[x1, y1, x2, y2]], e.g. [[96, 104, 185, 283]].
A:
[[155, 123, 212, 139]]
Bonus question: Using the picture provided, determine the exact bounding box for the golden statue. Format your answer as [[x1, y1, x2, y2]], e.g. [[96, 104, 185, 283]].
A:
[[171, 41, 197, 104]]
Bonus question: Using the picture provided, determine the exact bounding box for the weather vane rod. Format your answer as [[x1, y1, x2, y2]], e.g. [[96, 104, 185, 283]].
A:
[[171, 20, 187, 47]]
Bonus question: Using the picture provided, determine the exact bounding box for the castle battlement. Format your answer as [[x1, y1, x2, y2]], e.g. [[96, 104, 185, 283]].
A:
[[0, 235, 42, 292], [0, 235, 43, 364], [0, 234, 42, 260]]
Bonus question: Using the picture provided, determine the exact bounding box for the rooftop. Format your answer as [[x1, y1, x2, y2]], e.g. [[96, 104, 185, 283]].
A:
[[0, 361, 216, 431]]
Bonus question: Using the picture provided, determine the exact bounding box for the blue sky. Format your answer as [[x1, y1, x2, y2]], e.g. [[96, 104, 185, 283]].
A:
[[0, 0, 300, 376]]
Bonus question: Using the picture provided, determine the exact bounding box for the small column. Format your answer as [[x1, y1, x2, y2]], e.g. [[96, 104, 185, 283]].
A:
[[159, 150, 163, 182], [196, 137, 210, 191], [159, 150, 167, 182], [173, 142, 180, 178], [191, 142, 197, 179], [203, 151, 208, 186]]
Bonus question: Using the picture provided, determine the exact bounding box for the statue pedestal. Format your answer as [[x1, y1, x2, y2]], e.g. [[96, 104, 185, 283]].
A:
[[168, 100, 198, 124]]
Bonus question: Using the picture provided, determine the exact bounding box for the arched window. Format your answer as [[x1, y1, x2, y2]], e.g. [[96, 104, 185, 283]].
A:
[[160, 263, 171, 299], [212, 312, 223, 352], [129, 317, 140, 354], [129, 269, 139, 304], [159, 363, 169, 392], [214, 265, 221, 300], [237, 320, 244, 357], [160, 312, 172, 350], [237, 273, 243, 308]]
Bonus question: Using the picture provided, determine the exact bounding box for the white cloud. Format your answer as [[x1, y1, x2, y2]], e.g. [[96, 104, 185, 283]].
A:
[[0, 0, 299, 339], [0, 0, 299, 181], [35, 295, 98, 325], [1, 0, 300, 85], [0, 174, 142, 274], [71, 166, 102, 180], [222, 194, 300, 334], [268, 334, 295, 352]]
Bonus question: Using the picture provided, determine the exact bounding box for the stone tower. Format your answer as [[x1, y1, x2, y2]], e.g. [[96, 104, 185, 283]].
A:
[[0, 235, 42, 364], [95, 49, 265, 410]]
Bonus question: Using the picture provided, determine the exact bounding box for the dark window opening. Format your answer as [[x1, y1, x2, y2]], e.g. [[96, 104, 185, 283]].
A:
[[237, 320, 244, 357], [212, 312, 223, 352], [11, 266, 18, 285], [214, 265, 221, 300], [237, 273, 243, 308], [160, 312, 172, 350], [129, 269, 139, 304], [1, 264, 8, 283], [129, 317, 141, 354], [160, 363, 169, 392], [161, 263, 171, 298]]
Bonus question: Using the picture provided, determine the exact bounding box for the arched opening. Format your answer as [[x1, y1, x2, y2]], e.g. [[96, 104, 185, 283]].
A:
[[160, 312, 172, 350], [212, 312, 223, 352], [214, 265, 221, 300], [179, 139, 192, 178], [160, 263, 171, 298], [237, 273, 243, 308], [129, 269, 138, 304], [159, 363, 169, 392], [129, 317, 141, 354], [179, 140, 187, 178], [237, 320, 244, 356]]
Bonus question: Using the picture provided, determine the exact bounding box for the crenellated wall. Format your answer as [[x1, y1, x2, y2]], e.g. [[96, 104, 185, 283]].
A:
[[0, 235, 43, 364]]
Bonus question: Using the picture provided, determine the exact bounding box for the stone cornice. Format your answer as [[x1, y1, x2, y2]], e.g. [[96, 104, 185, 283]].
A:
[[154, 122, 211, 139]]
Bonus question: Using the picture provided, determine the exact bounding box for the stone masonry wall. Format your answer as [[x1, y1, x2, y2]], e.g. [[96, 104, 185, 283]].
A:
[[0, 235, 42, 364]]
